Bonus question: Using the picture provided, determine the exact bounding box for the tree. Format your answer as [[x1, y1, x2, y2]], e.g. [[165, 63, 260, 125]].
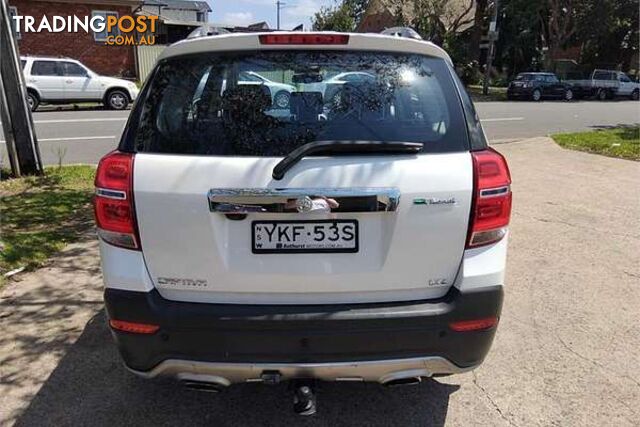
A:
[[469, 0, 488, 63], [539, 0, 577, 67], [311, 0, 370, 31], [387, 0, 474, 47], [312, 1, 356, 31], [497, 0, 546, 76], [575, 0, 639, 71], [343, 0, 369, 25]]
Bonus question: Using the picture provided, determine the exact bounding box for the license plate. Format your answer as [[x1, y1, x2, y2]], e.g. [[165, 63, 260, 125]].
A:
[[252, 220, 359, 253]]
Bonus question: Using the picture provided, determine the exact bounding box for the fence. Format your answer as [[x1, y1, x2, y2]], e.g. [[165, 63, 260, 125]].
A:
[[136, 45, 166, 83]]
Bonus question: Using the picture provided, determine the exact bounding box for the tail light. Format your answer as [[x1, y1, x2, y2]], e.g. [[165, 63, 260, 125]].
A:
[[259, 34, 349, 45], [467, 148, 512, 248], [94, 151, 140, 250]]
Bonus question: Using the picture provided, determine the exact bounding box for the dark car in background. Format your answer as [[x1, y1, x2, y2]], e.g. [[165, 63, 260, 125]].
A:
[[507, 72, 574, 101]]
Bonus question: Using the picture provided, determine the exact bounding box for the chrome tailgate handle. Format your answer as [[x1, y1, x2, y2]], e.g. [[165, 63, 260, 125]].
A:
[[208, 188, 400, 213]]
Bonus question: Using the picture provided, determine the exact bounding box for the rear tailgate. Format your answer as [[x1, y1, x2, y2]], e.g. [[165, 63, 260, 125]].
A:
[[134, 153, 472, 304], [124, 34, 474, 304]]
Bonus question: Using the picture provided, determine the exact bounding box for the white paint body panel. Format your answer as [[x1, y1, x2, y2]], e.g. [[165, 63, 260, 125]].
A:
[[160, 32, 452, 64], [457, 232, 508, 291], [133, 153, 474, 304], [98, 32, 508, 304], [99, 240, 154, 292]]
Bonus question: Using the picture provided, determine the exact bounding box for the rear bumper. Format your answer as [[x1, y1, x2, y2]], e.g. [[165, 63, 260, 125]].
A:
[[130, 356, 473, 385], [104, 285, 503, 381]]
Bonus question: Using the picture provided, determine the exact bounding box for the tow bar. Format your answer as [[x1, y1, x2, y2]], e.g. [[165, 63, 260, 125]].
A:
[[292, 380, 317, 416]]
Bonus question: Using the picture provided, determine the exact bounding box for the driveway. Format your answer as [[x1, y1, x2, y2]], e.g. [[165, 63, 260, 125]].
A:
[[1, 137, 638, 426]]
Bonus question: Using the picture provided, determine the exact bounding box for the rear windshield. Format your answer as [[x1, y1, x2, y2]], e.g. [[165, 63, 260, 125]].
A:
[[128, 51, 467, 156]]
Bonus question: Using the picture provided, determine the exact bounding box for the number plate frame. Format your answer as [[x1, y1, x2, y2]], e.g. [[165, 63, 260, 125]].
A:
[[251, 219, 359, 254]]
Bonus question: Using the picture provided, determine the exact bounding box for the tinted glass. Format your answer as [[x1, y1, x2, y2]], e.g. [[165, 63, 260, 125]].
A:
[[515, 74, 535, 81], [450, 66, 487, 151], [62, 62, 87, 76], [593, 71, 611, 80], [131, 51, 467, 156], [31, 61, 60, 76], [619, 74, 631, 82], [20, 60, 26, 69], [239, 72, 263, 82]]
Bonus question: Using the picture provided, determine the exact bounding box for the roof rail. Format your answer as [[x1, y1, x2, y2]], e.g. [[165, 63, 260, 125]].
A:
[[380, 27, 422, 40]]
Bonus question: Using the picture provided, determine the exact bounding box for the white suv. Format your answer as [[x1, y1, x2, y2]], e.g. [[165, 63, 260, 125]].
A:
[[95, 31, 511, 414], [21, 56, 139, 111]]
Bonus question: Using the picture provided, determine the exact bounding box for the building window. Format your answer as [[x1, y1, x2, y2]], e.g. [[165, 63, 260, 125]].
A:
[[92, 10, 119, 41], [9, 6, 21, 39], [196, 12, 205, 22]]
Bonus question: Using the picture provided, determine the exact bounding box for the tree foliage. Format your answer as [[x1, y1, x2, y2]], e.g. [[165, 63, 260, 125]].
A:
[[312, 3, 355, 31], [387, 0, 474, 46], [312, 0, 640, 76], [497, 0, 639, 76], [311, 0, 368, 31], [575, 0, 639, 70], [539, 0, 578, 67]]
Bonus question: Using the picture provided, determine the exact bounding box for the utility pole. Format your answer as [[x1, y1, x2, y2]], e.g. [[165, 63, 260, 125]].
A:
[[482, 0, 499, 96], [0, 0, 42, 176], [276, 0, 285, 30]]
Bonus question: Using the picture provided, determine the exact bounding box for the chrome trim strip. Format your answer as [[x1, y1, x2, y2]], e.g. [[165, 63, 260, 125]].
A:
[[96, 187, 127, 200], [479, 185, 510, 198], [208, 187, 400, 214], [127, 356, 476, 384]]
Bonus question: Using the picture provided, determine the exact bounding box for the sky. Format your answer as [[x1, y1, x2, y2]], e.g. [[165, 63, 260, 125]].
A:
[[209, 0, 336, 30]]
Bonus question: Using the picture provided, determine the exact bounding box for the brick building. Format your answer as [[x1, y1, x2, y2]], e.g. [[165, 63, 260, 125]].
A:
[[8, 0, 141, 78], [357, 0, 475, 35]]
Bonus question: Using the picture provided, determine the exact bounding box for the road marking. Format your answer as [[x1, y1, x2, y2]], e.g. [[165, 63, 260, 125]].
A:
[[482, 117, 525, 122], [0, 135, 115, 144], [33, 118, 127, 124]]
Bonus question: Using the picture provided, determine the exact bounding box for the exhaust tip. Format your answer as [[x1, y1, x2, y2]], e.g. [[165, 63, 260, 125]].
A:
[[181, 380, 225, 393], [383, 376, 422, 387]]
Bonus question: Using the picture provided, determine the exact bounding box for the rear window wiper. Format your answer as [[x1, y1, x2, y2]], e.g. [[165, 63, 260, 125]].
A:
[[272, 140, 423, 180]]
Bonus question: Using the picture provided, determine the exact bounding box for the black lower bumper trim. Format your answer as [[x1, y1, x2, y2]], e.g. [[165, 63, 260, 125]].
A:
[[104, 286, 503, 372]]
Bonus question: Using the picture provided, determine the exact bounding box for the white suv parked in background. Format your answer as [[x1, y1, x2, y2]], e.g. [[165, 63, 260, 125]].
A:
[[95, 31, 511, 414], [21, 56, 139, 111]]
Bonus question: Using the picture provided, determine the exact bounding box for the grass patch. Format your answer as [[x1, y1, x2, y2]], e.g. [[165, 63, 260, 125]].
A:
[[552, 126, 640, 161], [467, 85, 508, 102], [0, 165, 96, 286]]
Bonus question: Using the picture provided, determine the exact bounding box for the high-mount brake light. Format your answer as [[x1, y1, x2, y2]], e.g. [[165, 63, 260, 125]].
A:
[[259, 34, 349, 45], [467, 148, 512, 248], [94, 151, 140, 250]]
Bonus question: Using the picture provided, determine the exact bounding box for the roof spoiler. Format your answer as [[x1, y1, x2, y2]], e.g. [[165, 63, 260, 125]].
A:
[[380, 27, 422, 40]]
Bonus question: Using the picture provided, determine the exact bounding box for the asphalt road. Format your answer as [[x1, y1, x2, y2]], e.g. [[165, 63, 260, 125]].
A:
[[2, 137, 638, 426], [1, 100, 639, 166]]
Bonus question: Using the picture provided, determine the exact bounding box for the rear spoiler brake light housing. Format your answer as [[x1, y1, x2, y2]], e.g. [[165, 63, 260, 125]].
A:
[[259, 34, 349, 45]]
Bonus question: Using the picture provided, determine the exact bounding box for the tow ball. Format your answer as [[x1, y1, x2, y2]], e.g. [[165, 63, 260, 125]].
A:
[[260, 372, 317, 416], [292, 380, 317, 416]]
